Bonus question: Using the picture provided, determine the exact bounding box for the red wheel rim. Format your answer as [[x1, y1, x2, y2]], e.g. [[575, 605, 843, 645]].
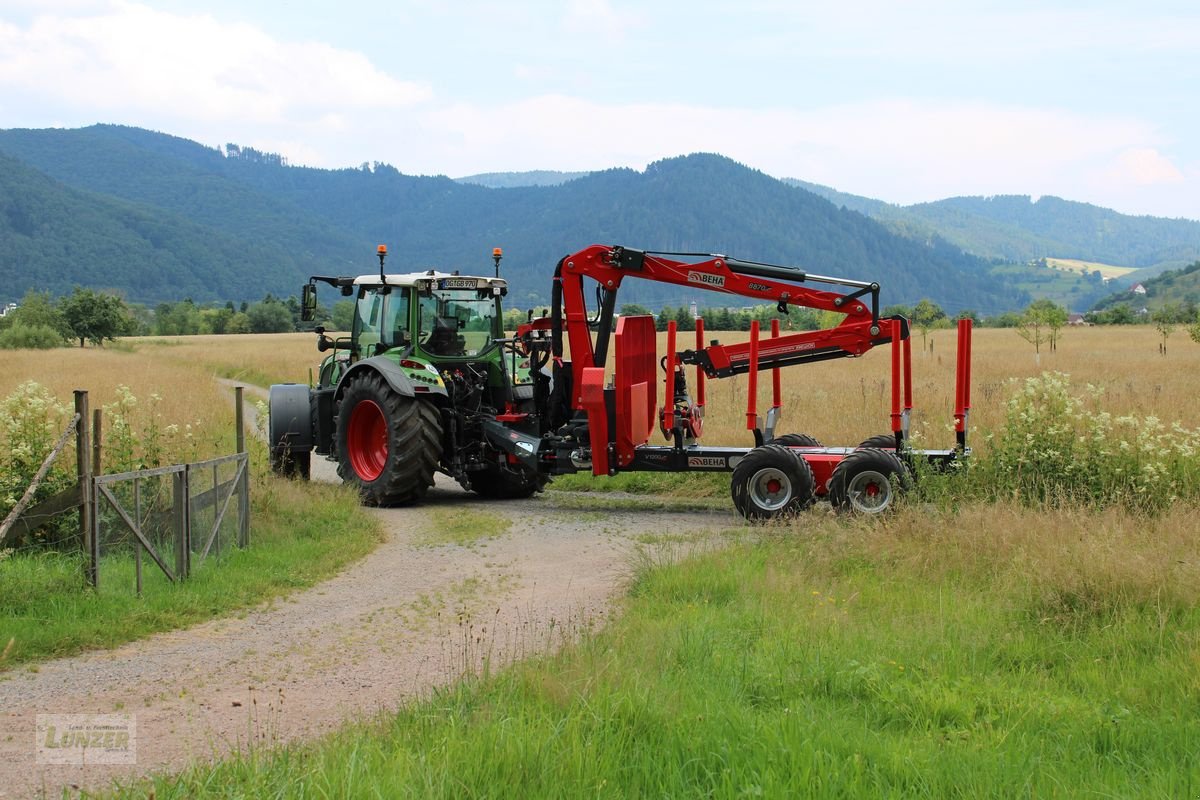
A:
[[347, 399, 387, 481]]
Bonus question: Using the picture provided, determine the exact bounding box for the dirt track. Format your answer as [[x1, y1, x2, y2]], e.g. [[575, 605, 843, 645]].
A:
[[0, 450, 738, 797]]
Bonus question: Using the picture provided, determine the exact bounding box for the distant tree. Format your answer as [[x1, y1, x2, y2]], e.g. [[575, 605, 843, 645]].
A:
[[619, 304, 652, 317], [955, 309, 979, 323], [1189, 321, 1200, 345], [227, 312, 252, 334], [1152, 305, 1180, 355], [1016, 298, 1066, 359], [911, 298, 948, 352], [155, 301, 203, 335], [656, 306, 675, 332], [201, 306, 234, 335], [673, 306, 696, 332], [59, 288, 134, 347], [246, 299, 294, 333], [986, 311, 1023, 328]]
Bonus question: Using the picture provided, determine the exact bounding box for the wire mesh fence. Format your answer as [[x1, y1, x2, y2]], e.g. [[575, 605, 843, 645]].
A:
[[93, 453, 249, 594], [2, 387, 251, 594]]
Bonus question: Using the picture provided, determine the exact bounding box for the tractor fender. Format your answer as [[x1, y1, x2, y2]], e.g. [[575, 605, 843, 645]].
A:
[[335, 356, 448, 403], [267, 383, 313, 454]]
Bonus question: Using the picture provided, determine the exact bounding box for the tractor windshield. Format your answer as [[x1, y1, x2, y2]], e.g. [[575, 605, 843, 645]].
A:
[[418, 289, 499, 357], [353, 285, 412, 357]]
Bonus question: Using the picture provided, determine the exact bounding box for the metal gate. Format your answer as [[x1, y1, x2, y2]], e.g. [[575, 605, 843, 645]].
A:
[[92, 452, 249, 593]]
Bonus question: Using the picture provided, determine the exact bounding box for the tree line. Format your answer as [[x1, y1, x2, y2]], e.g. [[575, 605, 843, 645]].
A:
[[0, 289, 314, 349]]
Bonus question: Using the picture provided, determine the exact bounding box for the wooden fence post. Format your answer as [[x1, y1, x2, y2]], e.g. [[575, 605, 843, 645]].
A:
[[92, 409, 102, 476], [235, 386, 249, 547], [75, 391, 96, 588]]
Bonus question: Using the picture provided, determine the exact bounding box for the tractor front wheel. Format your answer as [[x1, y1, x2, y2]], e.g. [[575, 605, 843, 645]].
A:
[[731, 444, 815, 521], [335, 373, 442, 506], [827, 448, 912, 515]]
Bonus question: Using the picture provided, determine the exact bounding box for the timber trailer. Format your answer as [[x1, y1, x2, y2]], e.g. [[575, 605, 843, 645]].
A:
[[269, 243, 973, 520]]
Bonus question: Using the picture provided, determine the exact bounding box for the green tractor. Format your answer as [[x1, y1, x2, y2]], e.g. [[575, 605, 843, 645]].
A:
[[268, 246, 548, 505]]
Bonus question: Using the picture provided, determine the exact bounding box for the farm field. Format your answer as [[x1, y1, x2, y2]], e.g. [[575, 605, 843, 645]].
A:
[[12, 322, 1188, 454], [1045, 257, 1137, 280], [3, 323, 1200, 797]]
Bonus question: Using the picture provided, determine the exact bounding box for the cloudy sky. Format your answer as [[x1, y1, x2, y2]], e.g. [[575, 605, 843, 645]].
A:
[[2, 0, 1198, 219]]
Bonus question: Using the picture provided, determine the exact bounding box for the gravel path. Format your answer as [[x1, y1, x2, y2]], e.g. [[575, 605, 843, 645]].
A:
[[0, 407, 739, 797]]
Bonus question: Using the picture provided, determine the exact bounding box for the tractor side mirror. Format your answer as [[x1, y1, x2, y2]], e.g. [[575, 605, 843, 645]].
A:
[[300, 283, 317, 322]]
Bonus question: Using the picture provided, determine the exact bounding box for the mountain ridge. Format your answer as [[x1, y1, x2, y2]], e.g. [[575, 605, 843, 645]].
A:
[[2, 124, 1191, 314]]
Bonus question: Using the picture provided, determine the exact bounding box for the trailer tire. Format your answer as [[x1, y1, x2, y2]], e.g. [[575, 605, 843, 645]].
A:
[[857, 434, 899, 450], [335, 372, 442, 506], [769, 433, 822, 448], [828, 448, 912, 515], [731, 444, 815, 521], [470, 464, 547, 500]]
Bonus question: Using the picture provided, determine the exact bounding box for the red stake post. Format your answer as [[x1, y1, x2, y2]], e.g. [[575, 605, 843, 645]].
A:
[[746, 320, 760, 431]]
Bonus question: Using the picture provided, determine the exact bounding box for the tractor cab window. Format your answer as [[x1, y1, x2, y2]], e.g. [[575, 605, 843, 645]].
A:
[[353, 285, 412, 358], [418, 289, 498, 357]]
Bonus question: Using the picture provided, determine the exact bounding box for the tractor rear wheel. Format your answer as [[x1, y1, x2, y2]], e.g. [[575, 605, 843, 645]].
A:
[[827, 448, 912, 515], [769, 433, 822, 448], [335, 372, 442, 506], [731, 444, 815, 521]]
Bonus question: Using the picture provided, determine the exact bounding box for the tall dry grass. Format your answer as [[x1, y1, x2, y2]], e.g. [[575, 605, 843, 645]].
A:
[[4, 323, 1194, 456]]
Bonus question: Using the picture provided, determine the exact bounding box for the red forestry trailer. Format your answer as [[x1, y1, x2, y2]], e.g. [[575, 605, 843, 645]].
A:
[[514, 244, 973, 519], [271, 243, 972, 520]]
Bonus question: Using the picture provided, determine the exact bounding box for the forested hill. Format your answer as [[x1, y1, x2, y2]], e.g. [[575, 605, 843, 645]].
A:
[[787, 178, 1200, 269], [0, 124, 1025, 311]]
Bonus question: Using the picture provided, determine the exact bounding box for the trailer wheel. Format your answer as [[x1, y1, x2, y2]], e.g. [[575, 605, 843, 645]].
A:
[[731, 444, 815, 521], [470, 463, 548, 499], [335, 372, 442, 506], [857, 434, 899, 450], [769, 433, 822, 448], [827, 448, 912, 515]]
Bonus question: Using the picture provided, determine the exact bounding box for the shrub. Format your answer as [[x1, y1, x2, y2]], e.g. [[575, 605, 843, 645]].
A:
[[976, 372, 1200, 511], [0, 382, 76, 547], [0, 323, 67, 350]]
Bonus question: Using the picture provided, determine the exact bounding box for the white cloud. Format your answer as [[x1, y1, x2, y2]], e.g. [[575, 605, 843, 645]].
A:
[[1103, 148, 1185, 186], [0, 1, 430, 126]]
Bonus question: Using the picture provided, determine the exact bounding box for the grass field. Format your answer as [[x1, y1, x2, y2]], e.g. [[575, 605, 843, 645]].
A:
[[138, 502, 1200, 798]]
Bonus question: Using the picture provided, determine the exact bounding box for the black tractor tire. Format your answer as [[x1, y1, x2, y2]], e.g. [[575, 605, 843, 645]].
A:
[[769, 433, 823, 448], [857, 434, 899, 450], [334, 372, 442, 506], [731, 444, 816, 521], [269, 449, 311, 480], [470, 463, 548, 500], [827, 448, 913, 515]]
